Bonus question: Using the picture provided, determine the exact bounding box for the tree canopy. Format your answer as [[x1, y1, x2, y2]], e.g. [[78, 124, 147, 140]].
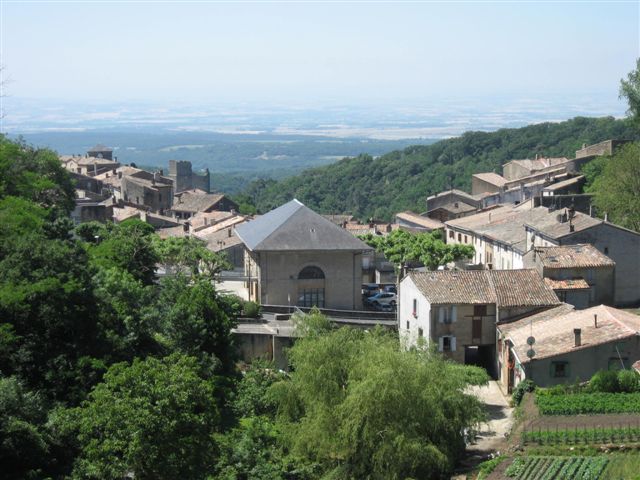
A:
[[620, 58, 640, 126], [270, 320, 489, 480]]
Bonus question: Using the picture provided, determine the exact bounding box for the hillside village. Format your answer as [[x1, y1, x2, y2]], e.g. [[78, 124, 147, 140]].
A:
[[51, 134, 640, 478]]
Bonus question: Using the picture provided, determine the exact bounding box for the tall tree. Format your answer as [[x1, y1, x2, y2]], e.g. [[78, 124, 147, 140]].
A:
[[270, 320, 488, 480], [590, 142, 640, 231], [620, 58, 640, 126], [67, 354, 220, 480]]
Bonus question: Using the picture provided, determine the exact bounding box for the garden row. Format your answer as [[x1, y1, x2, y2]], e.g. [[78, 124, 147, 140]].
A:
[[535, 392, 640, 415], [505, 456, 609, 480], [522, 426, 640, 445]]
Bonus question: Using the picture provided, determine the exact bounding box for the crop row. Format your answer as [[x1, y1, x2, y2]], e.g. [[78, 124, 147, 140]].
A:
[[505, 456, 609, 480], [522, 426, 640, 445], [536, 392, 640, 415]]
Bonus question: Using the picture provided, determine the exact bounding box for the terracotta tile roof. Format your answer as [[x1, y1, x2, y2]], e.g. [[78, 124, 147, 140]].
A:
[[524, 209, 602, 240], [535, 244, 615, 269], [498, 304, 640, 363], [542, 175, 585, 192], [172, 190, 228, 213], [408, 269, 560, 307], [395, 211, 445, 230], [544, 277, 590, 290], [473, 172, 508, 187], [503, 157, 569, 172]]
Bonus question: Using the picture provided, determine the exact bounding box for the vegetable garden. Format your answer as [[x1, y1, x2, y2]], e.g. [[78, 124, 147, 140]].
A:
[[505, 456, 609, 480], [535, 392, 640, 415], [522, 426, 640, 445]]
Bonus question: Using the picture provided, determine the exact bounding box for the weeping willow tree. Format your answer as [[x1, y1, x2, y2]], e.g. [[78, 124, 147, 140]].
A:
[[270, 318, 488, 480]]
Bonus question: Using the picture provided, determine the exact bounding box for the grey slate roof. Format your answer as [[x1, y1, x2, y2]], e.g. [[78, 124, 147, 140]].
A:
[[235, 199, 371, 252], [408, 269, 560, 307]]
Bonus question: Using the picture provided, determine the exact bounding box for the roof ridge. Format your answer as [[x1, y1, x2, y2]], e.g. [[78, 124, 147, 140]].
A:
[[601, 305, 639, 334]]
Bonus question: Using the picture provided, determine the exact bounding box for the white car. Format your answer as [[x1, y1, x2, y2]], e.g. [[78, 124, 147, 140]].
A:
[[366, 292, 397, 307]]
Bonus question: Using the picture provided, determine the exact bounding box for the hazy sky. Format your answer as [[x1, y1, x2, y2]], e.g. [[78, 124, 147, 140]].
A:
[[2, 1, 639, 104]]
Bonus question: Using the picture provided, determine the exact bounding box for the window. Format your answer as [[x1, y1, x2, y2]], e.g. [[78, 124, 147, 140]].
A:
[[412, 299, 418, 317], [464, 235, 468, 243], [298, 266, 325, 279], [418, 328, 423, 337], [448, 230, 454, 239], [159, 193, 162, 201], [551, 361, 569, 378], [608, 357, 629, 370], [458, 233, 462, 242], [604, 247, 609, 255], [474, 305, 487, 317], [438, 306, 457, 324], [298, 288, 325, 308], [406, 320, 410, 330], [438, 336, 456, 352]]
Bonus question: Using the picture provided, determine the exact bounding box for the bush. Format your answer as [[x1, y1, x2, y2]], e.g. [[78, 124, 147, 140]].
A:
[[242, 301, 261, 318], [589, 370, 619, 393], [478, 456, 506, 479], [618, 369, 640, 393], [512, 379, 535, 405], [536, 392, 640, 415]]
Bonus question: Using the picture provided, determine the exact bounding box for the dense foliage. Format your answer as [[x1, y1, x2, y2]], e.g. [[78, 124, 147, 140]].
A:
[[243, 116, 639, 220], [359, 229, 475, 272], [535, 392, 640, 415], [270, 314, 489, 480], [587, 142, 640, 232]]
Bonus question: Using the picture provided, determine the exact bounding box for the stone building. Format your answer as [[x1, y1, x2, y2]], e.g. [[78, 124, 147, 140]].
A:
[[87, 144, 114, 160], [497, 304, 640, 390], [399, 269, 560, 375], [235, 199, 371, 310], [168, 160, 210, 193], [171, 190, 239, 219], [523, 244, 615, 308], [121, 171, 173, 213]]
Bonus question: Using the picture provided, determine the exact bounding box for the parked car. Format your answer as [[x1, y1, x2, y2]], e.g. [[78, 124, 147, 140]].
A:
[[366, 292, 397, 307], [382, 284, 397, 294], [361, 283, 380, 297]]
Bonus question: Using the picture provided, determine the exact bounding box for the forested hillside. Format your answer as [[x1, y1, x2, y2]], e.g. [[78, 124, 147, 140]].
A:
[[243, 116, 639, 220]]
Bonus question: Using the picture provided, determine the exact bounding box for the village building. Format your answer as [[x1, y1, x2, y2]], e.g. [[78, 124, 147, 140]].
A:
[[399, 269, 560, 375], [61, 154, 121, 177], [395, 211, 445, 232], [235, 199, 371, 310], [471, 172, 509, 196], [87, 143, 114, 160], [425, 189, 482, 222], [502, 156, 569, 181], [168, 160, 211, 193], [523, 244, 615, 308], [171, 190, 239, 219], [497, 304, 640, 390], [525, 214, 640, 307], [121, 171, 174, 213]]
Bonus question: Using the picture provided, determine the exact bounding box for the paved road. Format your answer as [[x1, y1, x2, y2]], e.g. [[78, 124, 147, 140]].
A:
[[467, 380, 514, 455]]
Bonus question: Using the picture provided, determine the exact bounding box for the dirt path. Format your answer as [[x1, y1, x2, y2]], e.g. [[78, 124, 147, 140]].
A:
[[467, 381, 515, 455]]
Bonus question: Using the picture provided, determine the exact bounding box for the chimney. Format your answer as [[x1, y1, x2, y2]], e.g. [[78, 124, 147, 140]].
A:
[[535, 153, 539, 160], [574, 328, 581, 347], [454, 202, 459, 208], [228, 228, 232, 238], [604, 213, 608, 222], [118, 171, 122, 179], [594, 314, 598, 328]]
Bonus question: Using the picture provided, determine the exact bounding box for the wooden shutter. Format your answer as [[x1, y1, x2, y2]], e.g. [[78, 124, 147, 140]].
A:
[[451, 337, 457, 352], [438, 307, 445, 323], [438, 337, 444, 352], [451, 306, 457, 323]]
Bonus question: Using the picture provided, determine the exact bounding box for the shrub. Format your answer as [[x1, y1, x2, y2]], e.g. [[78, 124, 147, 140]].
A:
[[242, 301, 261, 318], [478, 456, 506, 479], [618, 369, 640, 393], [512, 379, 535, 405], [536, 392, 640, 415], [589, 370, 619, 393]]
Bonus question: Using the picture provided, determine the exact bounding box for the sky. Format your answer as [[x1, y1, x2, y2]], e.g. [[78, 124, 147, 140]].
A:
[[1, 1, 639, 105]]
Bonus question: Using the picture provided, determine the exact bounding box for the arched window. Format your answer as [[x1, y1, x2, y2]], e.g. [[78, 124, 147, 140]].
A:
[[297, 266, 325, 308], [298, 266, 325, 280]]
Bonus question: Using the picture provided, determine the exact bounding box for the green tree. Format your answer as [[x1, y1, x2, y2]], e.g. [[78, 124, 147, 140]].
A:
[[620, 58, 640, 126], [359, 229, 475, 275], [69, 354, 220, 480], [590, 142, 640, 231], [85, 219, 159, 285], [153, 235, 231, 279], [270, 321, 488, 480], [156, 275, 237, 373]]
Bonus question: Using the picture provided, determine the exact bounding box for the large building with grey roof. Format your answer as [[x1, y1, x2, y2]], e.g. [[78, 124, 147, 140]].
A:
[[235, 199, 371, 310]]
